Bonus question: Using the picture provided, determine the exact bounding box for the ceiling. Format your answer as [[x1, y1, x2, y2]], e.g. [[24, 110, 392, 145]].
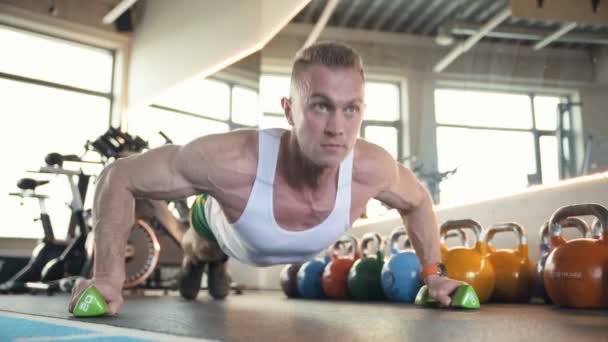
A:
[[291, 0, 608, 50]]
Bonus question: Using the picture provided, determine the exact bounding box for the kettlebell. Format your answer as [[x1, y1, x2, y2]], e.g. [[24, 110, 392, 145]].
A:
[[592, 219, 603, 239], [381, 226, 423, 302], [440, 219, 495, 303], [543, 204, 608, 308], [535, 217, 589, 304], [280, 263, 302, 298], [485, 222, 534, 302], [297, 257, 328, 299], [322, 234, 359, 300], [347, 232, 385, 301], [440, 228, 468, 255]]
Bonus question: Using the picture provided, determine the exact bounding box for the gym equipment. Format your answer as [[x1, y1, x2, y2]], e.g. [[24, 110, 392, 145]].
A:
[[381, 226, 423, 302], [73, 285, 109, 317], [296, 258, 327, 299], [535, 217, 589, 304], [440, 219, 495, 303], [0, 178, 66, 293], [347, 232, 385, 301], [440, 228, 468, 255], [543, 204, 608, 309], [322, 234, 359, 300], [485, 222, 534, 302], [36, 154, 93, 283], [280, 263, 302, 298], [414, 284, 480, 309], [592, 218, 602, 239]]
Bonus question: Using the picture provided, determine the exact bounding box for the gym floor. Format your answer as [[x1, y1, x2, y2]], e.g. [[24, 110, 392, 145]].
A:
[[0, 290, 607, 342]]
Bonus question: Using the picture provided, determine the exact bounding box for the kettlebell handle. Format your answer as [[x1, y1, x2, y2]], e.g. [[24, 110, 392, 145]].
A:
[[548, 204, 608, 239], [485, 222, 527, 246], [388, 225, 410, 253], [440, 219, 483, 243], [360, 232, 383, 258], [591, 219, 603, 239], [539, 217, 590, 245], [440, 229, 467, 246], [331, 234, 358, 260]]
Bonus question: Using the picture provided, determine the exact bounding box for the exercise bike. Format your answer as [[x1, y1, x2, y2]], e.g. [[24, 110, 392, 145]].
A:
[[0, 178, 66, 293]]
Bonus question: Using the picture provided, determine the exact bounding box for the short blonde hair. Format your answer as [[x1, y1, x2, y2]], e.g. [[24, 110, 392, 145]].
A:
[[290, 41, 365, 94]]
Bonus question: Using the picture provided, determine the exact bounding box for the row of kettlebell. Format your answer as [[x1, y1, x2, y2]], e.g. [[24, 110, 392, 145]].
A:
[[280, 227, 424, 302], [440, 203, 607, 308]]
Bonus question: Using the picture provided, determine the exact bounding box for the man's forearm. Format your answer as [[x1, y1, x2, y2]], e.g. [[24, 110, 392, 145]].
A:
[[92, 164, 134, 286], [401, 194, 441, 267]]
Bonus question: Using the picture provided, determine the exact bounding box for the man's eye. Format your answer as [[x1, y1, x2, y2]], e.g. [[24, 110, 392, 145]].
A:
[[345, 105, 359, 113], [313, 103, 329, 112]]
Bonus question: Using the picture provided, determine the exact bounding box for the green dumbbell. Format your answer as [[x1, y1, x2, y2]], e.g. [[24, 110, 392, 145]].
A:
[[73, 286, 109, 317], [414, 284, 480, 309]]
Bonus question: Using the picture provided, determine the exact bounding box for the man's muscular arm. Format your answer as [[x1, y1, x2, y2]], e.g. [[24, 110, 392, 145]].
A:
[[371, 145, 465, 306], [372, 153, 441, 268], [68, 134, 222, 315], [92, 140, 213, 286]]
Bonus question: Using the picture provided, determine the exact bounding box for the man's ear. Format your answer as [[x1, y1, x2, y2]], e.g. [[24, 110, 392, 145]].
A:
[[281, 97, 295, 126]]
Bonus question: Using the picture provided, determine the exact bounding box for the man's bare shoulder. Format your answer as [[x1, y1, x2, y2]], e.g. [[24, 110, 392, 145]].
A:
[[184, 129, 259, 162], [352, 139, 399, 187]]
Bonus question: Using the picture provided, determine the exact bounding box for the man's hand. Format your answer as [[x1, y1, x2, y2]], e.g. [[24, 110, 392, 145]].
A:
[[425, 275, 468, 307], [68, 277, 124, 316]]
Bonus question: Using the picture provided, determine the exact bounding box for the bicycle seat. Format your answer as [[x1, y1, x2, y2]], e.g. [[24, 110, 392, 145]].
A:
[[17, 178, 49, 191], [45, 153, 65, 167]]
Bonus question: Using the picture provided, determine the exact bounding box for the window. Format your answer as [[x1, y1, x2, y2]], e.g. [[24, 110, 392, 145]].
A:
[[434, 88, 566, 206], [128, 106, 230, 146], [0, 25, 114, 238], [155, 78, 231, 121]]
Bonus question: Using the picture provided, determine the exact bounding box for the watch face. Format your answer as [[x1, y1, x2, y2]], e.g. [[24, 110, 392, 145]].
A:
[[438, 263, 448, 277]]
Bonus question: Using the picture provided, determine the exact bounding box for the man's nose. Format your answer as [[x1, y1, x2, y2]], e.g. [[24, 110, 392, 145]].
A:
[[324, 112, 345, 136]]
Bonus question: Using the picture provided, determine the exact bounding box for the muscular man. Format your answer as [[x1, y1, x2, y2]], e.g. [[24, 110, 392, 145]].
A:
[[69, 42, 464, 315]]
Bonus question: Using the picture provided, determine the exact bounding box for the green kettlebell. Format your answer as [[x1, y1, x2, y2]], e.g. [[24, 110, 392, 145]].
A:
[[73, 286, 109, 317], [347, 232, 385, 301]]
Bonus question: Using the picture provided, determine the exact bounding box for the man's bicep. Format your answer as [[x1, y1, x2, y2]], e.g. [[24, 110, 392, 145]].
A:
[[114, 142, 205, 200], [374, 164, 427, 214]]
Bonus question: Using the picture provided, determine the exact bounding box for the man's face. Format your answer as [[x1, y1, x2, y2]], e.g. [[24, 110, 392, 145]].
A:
[[283, 64, 365, 168]]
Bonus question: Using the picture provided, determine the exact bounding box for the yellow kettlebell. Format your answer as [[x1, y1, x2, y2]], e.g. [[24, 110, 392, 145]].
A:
[[440, 228, 468, 255], [440, 219, 495, 303], [485, 222, 534, 302]]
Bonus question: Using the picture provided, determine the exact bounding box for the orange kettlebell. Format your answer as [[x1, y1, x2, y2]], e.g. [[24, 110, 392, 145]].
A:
[[440, 219, 495, 303], [485, 222, 534, 302], [535, 217, 589, 304], [543, 204, 608, 309], [322, 234, 360, 300], [440, 228, 468, 255]]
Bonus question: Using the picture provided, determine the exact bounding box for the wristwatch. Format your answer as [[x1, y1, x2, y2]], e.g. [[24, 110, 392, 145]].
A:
[[421, 262, 447, 279]]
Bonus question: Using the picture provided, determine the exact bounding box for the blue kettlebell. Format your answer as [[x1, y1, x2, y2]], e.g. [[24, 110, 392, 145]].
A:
[[381, 226, 423, 302], [297, 257, 328, 299]]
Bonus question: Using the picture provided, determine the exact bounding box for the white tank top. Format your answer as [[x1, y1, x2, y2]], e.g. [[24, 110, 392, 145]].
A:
[[205, 128, 353, 266]]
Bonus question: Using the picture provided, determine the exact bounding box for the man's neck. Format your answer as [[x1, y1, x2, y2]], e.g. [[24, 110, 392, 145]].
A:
[[279, 132, 338, 190]]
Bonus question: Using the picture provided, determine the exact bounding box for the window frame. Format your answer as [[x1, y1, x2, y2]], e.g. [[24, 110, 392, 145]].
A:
[[434, 86, 574, 204]]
